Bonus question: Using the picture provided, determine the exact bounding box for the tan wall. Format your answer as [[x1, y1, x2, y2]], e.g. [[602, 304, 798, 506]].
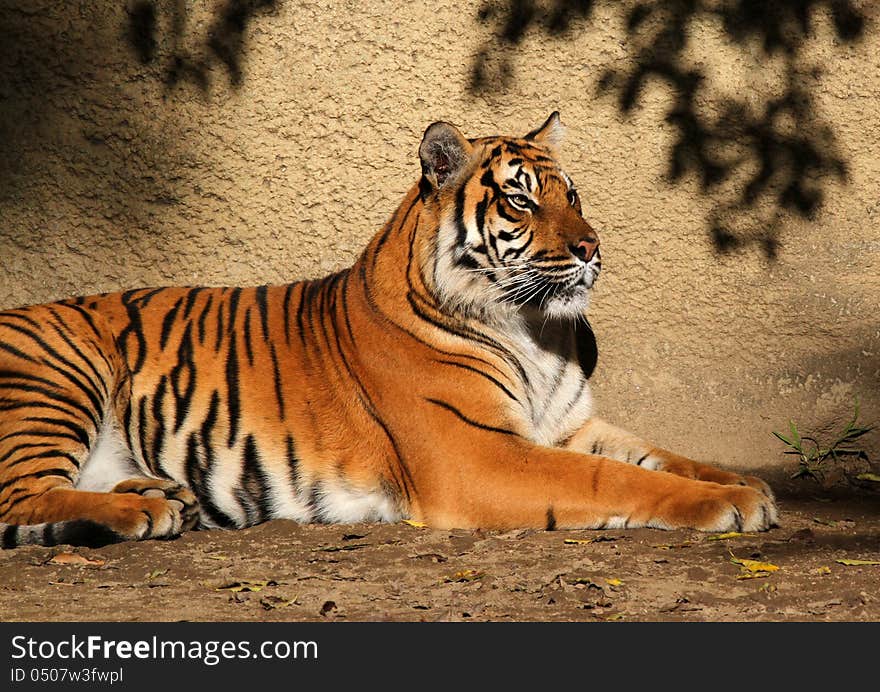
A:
[[1, 1, 878, 476]]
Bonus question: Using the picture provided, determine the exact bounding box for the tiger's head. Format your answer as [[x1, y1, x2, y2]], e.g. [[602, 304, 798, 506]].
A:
[[418, 112, 601, 323]]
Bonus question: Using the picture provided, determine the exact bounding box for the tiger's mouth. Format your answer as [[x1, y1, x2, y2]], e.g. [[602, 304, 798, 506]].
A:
[[498, 255, 600, 316]]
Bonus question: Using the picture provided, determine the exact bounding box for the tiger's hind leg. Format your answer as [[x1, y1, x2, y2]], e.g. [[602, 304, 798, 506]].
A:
[[0, 303, 198, 548]]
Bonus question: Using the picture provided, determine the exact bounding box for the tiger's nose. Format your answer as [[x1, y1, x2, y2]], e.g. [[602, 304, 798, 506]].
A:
[[570, 236, 599, 262]]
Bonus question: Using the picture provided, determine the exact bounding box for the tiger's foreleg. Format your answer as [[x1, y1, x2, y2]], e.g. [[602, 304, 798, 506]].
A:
[[410, 429, 777, 532], [564, 417, 775, 501]]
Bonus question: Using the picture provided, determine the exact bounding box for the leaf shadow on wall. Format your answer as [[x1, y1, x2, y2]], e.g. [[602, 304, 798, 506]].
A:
[[0, 0, 283, 246], [470, 0, 868, 258], [127, 0, 280, 90]]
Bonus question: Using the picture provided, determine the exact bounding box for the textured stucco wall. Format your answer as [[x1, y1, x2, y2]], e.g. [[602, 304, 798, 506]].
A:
[[1, 1, 878, 476]]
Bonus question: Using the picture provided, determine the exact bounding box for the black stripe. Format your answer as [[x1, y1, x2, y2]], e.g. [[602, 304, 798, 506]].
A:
[[434, 359, 518, 402], [227, 288, 242, 334], [151, 376, 168, 473], [214, 299, 225, 352], [118, 299, 147, 374], [243, 307, 254, 367], [159, 297, 184, 350], [256, 285, 270, 340], [225, 338, 240, 447], [0, 341, 40, 364], [0, 322, 104, 418], [0, 382, 100, 430], [197, 294, 213, 345], [636, 453, 649, 466], [48, 305, 114, 379], [3, 448, 80, 470], [0, 429, 83, 446], [2, 525, 18, 548], [183, 287, 206, 319], [22, 416, 90, 447], [269, 342, 286, 420], [0, 369, 64, 390], [137, 395, 149, 467], [454, 181, 469, 247], [0, 467, 75, 494], [239, 434, 271, 524], [425, 398, 519, 437], [170, 321, 196, 433], [282, 283, 295, 345]]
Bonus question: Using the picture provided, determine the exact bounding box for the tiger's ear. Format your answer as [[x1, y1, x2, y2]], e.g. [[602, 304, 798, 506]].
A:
[[525, 111, 565, 151], [419, 121, 473, 194]]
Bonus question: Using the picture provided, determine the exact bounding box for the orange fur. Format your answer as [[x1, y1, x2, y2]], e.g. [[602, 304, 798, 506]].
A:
[[0, 115, 776, 547]]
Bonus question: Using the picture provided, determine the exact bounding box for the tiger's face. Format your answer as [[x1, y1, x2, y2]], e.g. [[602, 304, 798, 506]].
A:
[[419, 113, 601, 321]]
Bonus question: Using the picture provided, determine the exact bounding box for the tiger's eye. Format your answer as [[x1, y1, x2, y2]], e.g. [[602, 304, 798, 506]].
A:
[[507, 194, 531, 209]]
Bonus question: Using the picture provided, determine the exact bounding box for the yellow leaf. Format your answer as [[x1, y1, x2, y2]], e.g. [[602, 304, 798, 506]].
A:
[[595, 612, 624, 621], [815, 566, 832, 575], [729, 554, 779, 572], [563, 538, 593, 545], [442, 569, 484, 583], [707, 532, 745, 541], [402, 519, 427, 528], [835, 559, 880, 566], [146, 569, 169, 580], [606, 578, 624, 587], [48, 553, 105, 567], [736, 571, 773, 580], [855, 473, 880, 483]]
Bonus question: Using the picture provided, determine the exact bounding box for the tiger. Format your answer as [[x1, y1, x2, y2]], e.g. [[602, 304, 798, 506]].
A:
[[0, 113, 778, 548]]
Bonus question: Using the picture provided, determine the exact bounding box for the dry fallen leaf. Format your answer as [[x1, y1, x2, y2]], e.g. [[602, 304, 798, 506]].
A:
[[442, 569, 485, 583], [855, 473, 880, 483], [146, 569, 169, 581], [815, 566, 832, 575], [594, 612, 624, 621], [606, 578, 624, 587], [730, 554, 780, 573], [205, 554, 229, 561], [402, 520, 427, 528], [260, 595, 298, 610], [48, 553, 105, 567], [736, 571, 773, 580], [563, 538, 593, 545], [835, 559, 880, 566], [707, 532, 746, 541]]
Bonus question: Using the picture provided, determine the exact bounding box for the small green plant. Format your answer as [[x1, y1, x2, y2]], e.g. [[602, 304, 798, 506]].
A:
[[773, 403, 874, 482]]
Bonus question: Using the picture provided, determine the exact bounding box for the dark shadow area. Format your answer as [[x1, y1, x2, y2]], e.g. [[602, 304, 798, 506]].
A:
[[0, 0, 284, 238], [471, 1, 869, 256], [126, 0, 281, 91]]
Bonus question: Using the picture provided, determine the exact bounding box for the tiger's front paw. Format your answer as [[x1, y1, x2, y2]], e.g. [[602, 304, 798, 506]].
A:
[[668, 483, 779, 532]]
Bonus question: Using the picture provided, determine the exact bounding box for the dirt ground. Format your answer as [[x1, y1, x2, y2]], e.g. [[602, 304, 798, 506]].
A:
[[1, 481, 878, 622]]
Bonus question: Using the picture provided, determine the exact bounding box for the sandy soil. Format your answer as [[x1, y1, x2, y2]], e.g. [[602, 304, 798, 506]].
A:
[[1, 484, 878, 622]]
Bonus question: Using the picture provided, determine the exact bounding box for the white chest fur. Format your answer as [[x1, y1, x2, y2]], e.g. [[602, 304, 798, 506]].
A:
[[501, 317, 594, 446]]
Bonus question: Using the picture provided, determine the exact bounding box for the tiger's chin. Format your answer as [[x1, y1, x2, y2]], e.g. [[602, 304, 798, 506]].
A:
[[540, 285, 592, 319]]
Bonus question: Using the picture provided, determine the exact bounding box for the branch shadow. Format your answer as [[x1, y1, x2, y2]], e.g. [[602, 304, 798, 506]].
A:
[[126, 0, 281, 91], [470, 0, 868, 257]]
